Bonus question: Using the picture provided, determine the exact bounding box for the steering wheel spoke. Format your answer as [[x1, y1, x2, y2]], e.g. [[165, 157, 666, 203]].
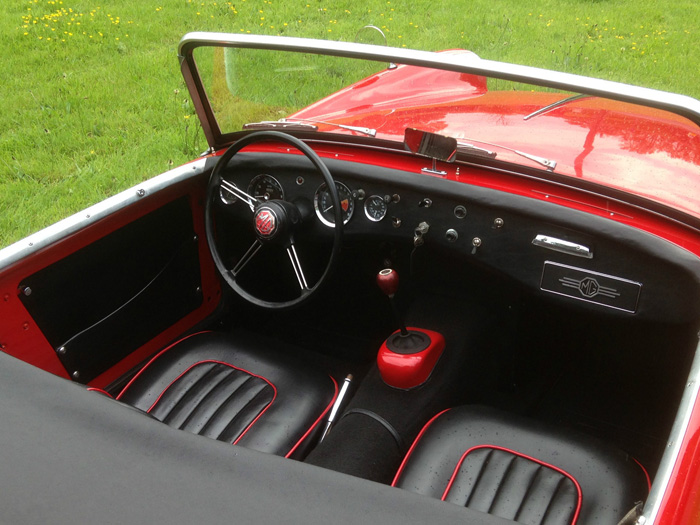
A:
[[231, 239, 263, 278], [286, 243, 310, 291], [220, 179, 259, 212]]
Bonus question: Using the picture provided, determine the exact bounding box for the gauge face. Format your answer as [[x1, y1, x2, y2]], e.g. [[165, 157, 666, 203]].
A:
[[364, 195, 388, 222], [247, 174, 284, 202], [314, 181, 354, 227]]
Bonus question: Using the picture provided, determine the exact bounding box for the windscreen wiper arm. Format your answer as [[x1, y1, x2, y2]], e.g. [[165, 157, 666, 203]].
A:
[[457, 139, 557, 171], [523, 94, 592, 121], [243, 121, 318, 132], [243, 118, 376, 137], [282, 117, 377, 137]]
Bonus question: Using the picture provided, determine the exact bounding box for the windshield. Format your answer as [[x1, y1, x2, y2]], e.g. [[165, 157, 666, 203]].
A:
[[193, 46, 385, 132], [184, 36, 700, 219]]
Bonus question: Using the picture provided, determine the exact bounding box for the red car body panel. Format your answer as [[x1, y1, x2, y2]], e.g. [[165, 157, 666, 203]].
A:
[[294, 62, 700, 220]]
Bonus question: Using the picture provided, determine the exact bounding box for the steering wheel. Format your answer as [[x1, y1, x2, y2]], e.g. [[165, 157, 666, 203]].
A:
[[205, 131, 343, 309]]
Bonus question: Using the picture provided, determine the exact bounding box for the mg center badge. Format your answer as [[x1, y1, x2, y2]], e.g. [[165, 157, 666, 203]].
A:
[[255, 208, 277, 238]]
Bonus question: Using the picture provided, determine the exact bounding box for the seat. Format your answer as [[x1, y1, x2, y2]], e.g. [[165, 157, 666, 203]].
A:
[[116, 331, 338, 458], [392, 405, 649, 525]]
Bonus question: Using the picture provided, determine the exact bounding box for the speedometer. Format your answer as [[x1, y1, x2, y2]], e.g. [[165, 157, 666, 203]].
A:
[[314, 182, 354, 227]]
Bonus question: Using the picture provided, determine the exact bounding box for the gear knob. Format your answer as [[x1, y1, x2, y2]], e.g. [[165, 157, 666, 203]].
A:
[[376, 268, 399, 297]]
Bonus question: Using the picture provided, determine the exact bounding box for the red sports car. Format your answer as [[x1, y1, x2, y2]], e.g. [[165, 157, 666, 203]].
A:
[[1, 32, 699, 524]]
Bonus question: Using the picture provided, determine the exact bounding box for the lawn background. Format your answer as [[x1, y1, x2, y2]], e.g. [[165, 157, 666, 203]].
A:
[[2, 0, 699, 247]]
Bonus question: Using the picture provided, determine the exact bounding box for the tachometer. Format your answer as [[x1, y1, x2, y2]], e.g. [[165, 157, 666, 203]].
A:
[[364, 195, 388, 222], [247, 174, 284, 202], [314, 181, 354, 227]]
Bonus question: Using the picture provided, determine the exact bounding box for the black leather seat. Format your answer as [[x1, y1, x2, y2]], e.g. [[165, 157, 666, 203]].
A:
[[392, 405, 649, 525], [116, 331, 337, 458]]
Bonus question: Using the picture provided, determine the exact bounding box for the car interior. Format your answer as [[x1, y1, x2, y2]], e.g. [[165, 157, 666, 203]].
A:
[[4, 126, 700, 523]]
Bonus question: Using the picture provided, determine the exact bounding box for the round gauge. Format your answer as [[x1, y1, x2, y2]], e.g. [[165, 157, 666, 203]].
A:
[[364, 195, 388, 222], [219, 182, 239, 205], [247, 174, 284, 202], [314, 181, 354, 227]]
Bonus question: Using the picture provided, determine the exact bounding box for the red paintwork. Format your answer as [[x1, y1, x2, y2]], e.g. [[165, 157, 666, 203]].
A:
[[0, 176, 221, 389], [295, 50, 486, 120], [293, 62, 700, 220], [377, 328, 445, 390]]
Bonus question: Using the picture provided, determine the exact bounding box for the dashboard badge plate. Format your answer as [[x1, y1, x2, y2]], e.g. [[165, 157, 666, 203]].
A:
[[540, 261, 641, 313]]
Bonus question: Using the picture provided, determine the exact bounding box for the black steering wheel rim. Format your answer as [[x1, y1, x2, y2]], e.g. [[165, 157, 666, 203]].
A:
[[205, 131, 342, 309]]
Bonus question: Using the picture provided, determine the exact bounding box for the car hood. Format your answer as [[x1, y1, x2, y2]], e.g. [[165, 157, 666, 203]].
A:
[[292, 61, 700, 219]]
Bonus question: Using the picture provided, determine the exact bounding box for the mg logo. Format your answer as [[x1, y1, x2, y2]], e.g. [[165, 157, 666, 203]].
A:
[[559, 275, 620, 300], [255, 208, 277, 238], [578, 277, 600, 298]]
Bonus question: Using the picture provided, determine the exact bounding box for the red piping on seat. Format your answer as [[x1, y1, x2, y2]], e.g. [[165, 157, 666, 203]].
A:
[[391, 408, 452, 487], [285, 374, 339, 459], [140, 359, 278, 446], [115, 330, 210, 401], [631, 456, 652, 492], [442, 444, 583, 525], [145, 359, 277, 415], [116, 331, 341, 454], [87, 387, 113, 398]]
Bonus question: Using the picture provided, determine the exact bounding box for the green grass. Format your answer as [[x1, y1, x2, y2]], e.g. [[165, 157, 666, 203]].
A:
[[1, 0, 699, 247]]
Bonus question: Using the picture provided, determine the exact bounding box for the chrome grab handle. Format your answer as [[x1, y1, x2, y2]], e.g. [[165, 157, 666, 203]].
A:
[[532, 234, 593, 259]]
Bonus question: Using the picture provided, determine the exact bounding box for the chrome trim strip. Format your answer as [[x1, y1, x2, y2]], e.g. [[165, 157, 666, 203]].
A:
[[178, 33, 700, 151], [0, 158, 208, 272], [641, 338, 700, 524], [532, 234, 593, 259]]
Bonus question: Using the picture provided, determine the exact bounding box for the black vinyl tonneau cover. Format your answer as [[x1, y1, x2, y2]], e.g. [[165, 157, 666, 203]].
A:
[[0, 350, 513, 524]]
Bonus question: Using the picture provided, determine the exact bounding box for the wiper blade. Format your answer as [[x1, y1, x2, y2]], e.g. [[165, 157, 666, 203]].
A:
[[243, 121, 318, 132], [457, 139, 557, 171], [281, 117, 376, 137], [243, 118, 377, 137], [523, 94, 592, 121], [456, 142, 497, 159]]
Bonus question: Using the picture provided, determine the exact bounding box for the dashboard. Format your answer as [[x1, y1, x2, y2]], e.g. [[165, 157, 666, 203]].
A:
[[214, 150, 700, 324]]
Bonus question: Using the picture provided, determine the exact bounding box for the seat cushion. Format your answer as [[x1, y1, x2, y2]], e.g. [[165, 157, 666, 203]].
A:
[[392, 405, 649, 525], [117, 331, 337, 458]]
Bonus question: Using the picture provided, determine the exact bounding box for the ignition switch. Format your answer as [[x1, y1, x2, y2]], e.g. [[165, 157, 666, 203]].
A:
[[414, 222, 430, 247]]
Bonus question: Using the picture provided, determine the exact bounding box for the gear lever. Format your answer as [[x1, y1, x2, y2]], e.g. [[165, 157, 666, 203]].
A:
[[376, 268, 430, 353], [375, 268, 445, 389]]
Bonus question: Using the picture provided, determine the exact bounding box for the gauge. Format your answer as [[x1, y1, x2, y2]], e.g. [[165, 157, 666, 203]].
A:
[[364, 195, 388, 222], [247, 174, 284, 202], [314, 181, 354, 227], [219, 182, 239, 205]]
